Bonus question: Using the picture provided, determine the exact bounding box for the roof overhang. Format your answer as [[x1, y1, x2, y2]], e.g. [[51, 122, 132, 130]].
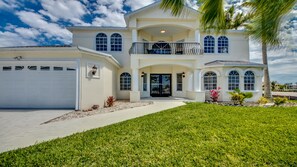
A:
[[0, 46, 121, 68], [204, 60, 266, 68]]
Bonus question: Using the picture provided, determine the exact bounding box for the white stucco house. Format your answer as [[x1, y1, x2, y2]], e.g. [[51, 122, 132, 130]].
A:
[[0, 1, 264, 110]]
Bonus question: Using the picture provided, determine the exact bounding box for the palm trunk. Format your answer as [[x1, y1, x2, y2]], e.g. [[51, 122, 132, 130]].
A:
[[262, 41, 272, 99]]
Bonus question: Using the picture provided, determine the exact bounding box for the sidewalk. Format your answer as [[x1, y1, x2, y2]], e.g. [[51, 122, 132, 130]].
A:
[[0, 101, 185, 153]]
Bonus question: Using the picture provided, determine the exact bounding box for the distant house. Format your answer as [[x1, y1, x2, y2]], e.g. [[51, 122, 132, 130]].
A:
[[0, 1, 264, 110]]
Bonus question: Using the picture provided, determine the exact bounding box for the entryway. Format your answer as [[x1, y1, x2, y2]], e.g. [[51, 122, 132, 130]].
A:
[[150, 74, 171, 97]]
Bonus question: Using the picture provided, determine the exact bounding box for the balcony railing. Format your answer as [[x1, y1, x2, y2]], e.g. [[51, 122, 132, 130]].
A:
[[129, 42, 203, 55]]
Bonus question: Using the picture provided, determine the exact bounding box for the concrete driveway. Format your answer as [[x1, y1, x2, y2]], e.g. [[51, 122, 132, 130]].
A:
[[0, 109, 71, 152], [0, 101, 185, 153]]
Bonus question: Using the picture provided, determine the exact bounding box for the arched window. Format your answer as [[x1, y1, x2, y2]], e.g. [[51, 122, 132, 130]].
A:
[[120, 72, 131, 90], [96, 33, 107, 51], [244, 71, 255, 90], [204, 36, 215, 53], [218, 36, 229, 53], [228, 70, 239, 90], [111, 33, 122, 51], [204, 72, 217, 90]]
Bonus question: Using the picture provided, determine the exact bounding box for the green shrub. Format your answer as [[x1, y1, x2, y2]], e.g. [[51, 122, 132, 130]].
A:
[[273, 97, 288, 106], [229, 89, 253, 105], [258, 97, 269, 105]]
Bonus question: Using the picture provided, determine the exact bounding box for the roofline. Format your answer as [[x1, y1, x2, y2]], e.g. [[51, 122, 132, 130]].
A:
[[76, 46, 121, 68], [67, 26, 128, 32], [204, 64, 266, 68], [0, 46, 121, 68], [124, 1, 200, 24]]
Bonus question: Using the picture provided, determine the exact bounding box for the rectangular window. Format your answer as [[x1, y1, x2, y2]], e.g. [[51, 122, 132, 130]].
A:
[[54, 66, 63, 71], [67, 67, 76, 71], [3, 66, 12, 71], [176, 73, 183, 91], [40, 66, 50, 71], [143, 73, 147, 91], [28, 66, 37, 70], [15, 66, 24, 70]]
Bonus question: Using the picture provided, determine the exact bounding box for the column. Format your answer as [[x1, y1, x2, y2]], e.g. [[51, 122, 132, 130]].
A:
[[132, 29, 138, 43], [132, 68, 139, 91], [193, 69, 202, 92], [195, 29, 200, 43]]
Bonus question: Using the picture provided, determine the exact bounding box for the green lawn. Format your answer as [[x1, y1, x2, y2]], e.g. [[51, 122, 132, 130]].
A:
[[1, 103, 297, 166]]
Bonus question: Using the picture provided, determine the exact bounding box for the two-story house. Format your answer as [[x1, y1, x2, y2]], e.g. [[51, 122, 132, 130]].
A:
[[0, 1, 264, 110]]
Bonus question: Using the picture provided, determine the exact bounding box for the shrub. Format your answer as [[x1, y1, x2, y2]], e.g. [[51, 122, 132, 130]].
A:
[[106, 96, 115, 107], [210, 87, 221, 102], [273, 97, 288, 106], [258, 97, 269, 105], [229, 89, 253, 105]]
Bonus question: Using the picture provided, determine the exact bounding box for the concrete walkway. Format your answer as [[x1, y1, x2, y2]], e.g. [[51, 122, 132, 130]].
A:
[[0, 101, 185, 153]]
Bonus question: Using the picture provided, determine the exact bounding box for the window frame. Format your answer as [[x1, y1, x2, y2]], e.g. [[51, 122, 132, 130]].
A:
[[176, 73, 183, 91], [110, 33, 122, 52], [204, 72, 217, 90], [228, 70, 240, 90], [96, 33, 108, 51], [244, 71, 255, 91], [218, 36, 229, 54], [120, 72, 131, 91], [204, 36, 215, 53]]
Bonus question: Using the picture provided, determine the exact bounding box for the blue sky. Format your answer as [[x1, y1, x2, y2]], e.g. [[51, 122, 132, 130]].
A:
[[0, 0, 296, 84]]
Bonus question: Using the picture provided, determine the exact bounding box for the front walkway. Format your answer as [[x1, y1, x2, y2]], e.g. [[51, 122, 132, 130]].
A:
[[0, 101, 185, 153]]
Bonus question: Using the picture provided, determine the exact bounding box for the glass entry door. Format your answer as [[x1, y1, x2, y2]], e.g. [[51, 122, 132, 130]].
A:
[[150, 74, 171, 97]]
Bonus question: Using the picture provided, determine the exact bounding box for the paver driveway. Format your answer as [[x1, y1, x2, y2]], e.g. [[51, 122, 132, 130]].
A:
[[0, 101, 185, 153]]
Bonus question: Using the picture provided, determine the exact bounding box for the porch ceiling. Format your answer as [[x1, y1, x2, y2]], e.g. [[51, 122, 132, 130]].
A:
[[140, 25, 189, 37]]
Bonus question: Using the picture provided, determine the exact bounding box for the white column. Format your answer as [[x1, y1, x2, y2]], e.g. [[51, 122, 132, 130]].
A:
[[132, 29, 138, 43], [132, 68, 139, 91], [187, 72, 193, 91], [195, 29, 200, 43], [193, 69, 202, 91]]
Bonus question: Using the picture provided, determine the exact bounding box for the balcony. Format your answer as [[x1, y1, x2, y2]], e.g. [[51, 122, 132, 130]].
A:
[[129, 42, 203, 55]]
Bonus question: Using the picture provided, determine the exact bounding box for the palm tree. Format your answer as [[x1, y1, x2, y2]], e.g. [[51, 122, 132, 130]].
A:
[[160, 0, 297, 99], [244, 0, 296, 99]]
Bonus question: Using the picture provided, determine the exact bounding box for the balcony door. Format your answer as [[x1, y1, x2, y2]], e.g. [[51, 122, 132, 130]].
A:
[[150, 74, 171, 97]]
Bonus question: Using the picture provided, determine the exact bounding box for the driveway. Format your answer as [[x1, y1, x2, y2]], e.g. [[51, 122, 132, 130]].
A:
[[0, 101, 185, 153]]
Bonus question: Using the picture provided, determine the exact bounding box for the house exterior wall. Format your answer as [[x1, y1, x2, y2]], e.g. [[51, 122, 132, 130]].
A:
[[68, 2, 264, 103], [80, 54, 118, 109]]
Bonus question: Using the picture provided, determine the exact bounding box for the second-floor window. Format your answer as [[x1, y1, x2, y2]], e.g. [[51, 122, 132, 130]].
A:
[[111, 33, 122, 51], [96, 33, 107, 51], [204, 36, 215, 53], [218, 36, 229, 53]]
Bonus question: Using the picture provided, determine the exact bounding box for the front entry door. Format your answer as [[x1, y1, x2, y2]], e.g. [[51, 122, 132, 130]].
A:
[[150, 74, 171, 97]]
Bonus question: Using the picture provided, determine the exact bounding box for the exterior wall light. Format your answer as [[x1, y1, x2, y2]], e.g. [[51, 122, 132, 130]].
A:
[[182, 72, 185, 78], [160, 30, 166, 34], [91, 65, 98, 75], [141, 72, 145, 77]]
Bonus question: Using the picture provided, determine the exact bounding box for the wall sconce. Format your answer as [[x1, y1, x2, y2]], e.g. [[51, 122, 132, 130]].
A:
[[91, 65, 97, 75], [141, 72, 145, 77], [14, 56, 22, 61], [182, 72, 185, 78]]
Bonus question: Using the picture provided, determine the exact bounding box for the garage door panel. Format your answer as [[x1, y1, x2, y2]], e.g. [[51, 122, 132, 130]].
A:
[[0, 62, 77, 109]]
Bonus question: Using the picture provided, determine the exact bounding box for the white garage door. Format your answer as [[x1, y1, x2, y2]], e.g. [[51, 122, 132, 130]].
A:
[[0, 61, 77, 109]]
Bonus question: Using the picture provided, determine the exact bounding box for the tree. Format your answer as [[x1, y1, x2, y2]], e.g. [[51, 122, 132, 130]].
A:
[[160, 0, 297, 99], [244, 0, 297, 99]]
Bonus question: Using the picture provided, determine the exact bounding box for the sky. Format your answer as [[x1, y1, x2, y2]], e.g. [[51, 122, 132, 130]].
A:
[[0, 0, 296, 84]]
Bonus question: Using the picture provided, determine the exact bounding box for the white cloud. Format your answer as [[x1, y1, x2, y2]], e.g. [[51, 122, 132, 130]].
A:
[[0, 31, 37, 47], [14, 27, 40, 39], [92, 4, 126, 27], [124, 0, 155, 11], [16, 11, 71, 43], [39, 0, 89, 25]]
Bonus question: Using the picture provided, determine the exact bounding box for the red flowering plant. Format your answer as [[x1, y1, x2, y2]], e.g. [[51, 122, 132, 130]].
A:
[[210, 87, 221, 102]]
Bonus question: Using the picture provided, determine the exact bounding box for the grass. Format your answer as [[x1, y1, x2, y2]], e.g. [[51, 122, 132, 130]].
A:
[[1, 103, 297, 166]]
